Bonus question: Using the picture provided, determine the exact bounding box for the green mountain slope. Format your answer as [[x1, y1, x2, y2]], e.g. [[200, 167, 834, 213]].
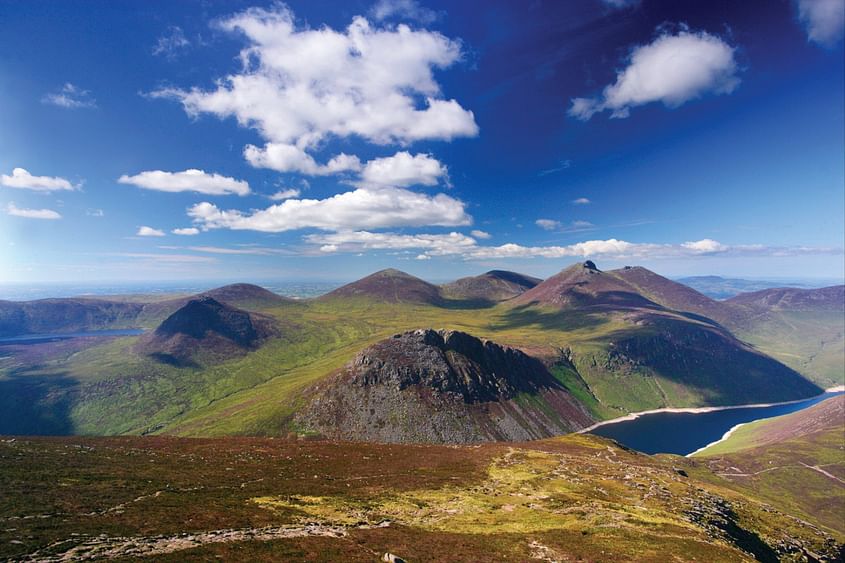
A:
[[0, 266, 831, 438], [694, 395, 845, 536]]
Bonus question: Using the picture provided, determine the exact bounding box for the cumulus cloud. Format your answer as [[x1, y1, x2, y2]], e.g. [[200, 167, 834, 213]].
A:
[[299, 233, 840, 261], [572, 197, 591, 205], [118, 169, 249, 196], [269, 188, 302, 200], [41, 83, 96, 109], [797, 0, 845, 46], [172, 227, 200, 236], [243, 144, 361, 175], [5, 203, 61, 220], [535, 219, 561, 231], [153, 26, 190, 59], [370, 0, 438, 24], [570, 28, 740, 120], [305, 230, 477, 254], [152, 4, 477, 174], [360, 152, 448, 187], [470, 229, 491, 239], [1, 168, 77, 192], [137, 226, 166, 237], [187, 186, 471, 232], [681, 238, 728, 254]]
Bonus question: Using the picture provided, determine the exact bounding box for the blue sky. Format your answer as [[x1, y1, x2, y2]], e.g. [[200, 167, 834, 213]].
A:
[[1, 0, 843, 284]]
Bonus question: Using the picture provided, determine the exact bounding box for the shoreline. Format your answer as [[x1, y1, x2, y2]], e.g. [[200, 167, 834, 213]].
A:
[[686, 421, 748, 457], [578, 386, 844, 434]]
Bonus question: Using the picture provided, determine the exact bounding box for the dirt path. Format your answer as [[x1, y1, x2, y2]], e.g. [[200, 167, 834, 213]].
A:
[[21, 523, 377, 561]]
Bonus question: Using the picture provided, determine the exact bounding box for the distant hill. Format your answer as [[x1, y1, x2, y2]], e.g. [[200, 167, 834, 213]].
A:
[[727, 285, 845, 312], [696, 395, 845, 535], [440, 270, 541, 303], [0, 298, 143, 338], [296, 328, 593, 443], [677, 275, 833, 300], [512, 261, 660, 309], [319, 268, 444, 305], [137, 296, 276, 365]]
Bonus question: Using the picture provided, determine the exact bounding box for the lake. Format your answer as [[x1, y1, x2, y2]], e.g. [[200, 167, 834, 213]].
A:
[[0, 329, 145, 345], [588, 390, 844, 456]]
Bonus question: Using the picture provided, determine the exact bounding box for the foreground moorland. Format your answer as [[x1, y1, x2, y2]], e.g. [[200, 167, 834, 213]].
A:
[[0, 263, 841, 439], [0, 433, 842, 562]]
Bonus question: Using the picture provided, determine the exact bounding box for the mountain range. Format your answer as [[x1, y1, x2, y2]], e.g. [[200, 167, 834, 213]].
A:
[[0, 263, 841, 439]]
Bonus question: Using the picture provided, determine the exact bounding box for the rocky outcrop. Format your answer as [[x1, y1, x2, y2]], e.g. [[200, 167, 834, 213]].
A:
[[295, 329, 594, 443]]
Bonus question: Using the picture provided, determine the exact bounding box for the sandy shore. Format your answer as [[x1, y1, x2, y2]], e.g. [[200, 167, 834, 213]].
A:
[[578, 386, 845, 434]]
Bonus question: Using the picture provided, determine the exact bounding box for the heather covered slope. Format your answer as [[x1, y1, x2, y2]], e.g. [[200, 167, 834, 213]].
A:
[[440, 270, 541, 304], [137, 296, 277, 366], [295, 329, 593, 443], [320, 268, 444, 305], [0, 434, 841, 562], [695, 396, 845, 536]]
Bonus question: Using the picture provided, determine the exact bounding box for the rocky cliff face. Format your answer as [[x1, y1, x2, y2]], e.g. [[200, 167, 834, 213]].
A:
[[296, 329, 594, 444]]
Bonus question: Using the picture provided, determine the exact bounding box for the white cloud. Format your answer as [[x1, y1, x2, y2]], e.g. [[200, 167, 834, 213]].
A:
[[152, 5, 477, 174], [5, 203, 61, 220], [1, 168, 77, 192], [118, 169, 250, 196], [86, 208, 105, 217], [681, 238, 728, 254], [188, 186, 471, 232], [41, 83, 96, 109], [172, 227, 200, 236], [269, 188, 302, 200], [153, 26, 190, 59], [299, 233, 840, 261], [536, 219, 561, 231], [570, 29, 740, 120], [360, 152, 448, 187], [305, 230, 478, 254], [370, 0, 438, 24], [797, 0, 845, 46], [137, 226, 166, 237], [572, 197, 591, 205], [187, 245, 285, 255], [470, 229, 491, 239]]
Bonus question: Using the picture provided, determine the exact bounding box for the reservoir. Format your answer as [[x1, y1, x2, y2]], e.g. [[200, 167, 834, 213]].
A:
[[588, 390, 844, 456], [0, 328, 145, 344]]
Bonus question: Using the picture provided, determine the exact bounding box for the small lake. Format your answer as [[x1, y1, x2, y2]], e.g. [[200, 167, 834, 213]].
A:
[[588, 390, 844, 456], [0, 328, 144, 345]]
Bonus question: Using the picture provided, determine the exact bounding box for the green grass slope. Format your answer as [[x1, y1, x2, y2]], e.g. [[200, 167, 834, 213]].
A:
[[0, 268, 832, 438], [694, 396, 845, 535]]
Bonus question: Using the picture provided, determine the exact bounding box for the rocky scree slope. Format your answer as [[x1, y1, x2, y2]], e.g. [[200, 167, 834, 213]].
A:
[[296, 328, 594, 443]]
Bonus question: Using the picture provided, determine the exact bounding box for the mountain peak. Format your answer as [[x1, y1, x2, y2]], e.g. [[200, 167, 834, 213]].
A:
[[321, 269, 442, 305]]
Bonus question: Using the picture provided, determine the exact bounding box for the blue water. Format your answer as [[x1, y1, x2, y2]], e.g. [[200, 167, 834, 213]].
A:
[[589, 391, 844, 456], [0, 329, 145, 344]]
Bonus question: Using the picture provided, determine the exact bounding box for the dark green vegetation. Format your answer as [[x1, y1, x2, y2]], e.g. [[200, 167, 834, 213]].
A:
[[0, 433, 841, 562], [695, 395, 845, 537], [0, 265, 840, 438]]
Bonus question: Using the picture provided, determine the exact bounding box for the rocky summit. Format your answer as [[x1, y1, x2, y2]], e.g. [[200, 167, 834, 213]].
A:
[[296, 328, 593, 443]]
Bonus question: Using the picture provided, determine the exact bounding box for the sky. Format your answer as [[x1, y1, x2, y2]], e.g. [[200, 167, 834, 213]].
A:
[[1, 0, 843, 284]]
